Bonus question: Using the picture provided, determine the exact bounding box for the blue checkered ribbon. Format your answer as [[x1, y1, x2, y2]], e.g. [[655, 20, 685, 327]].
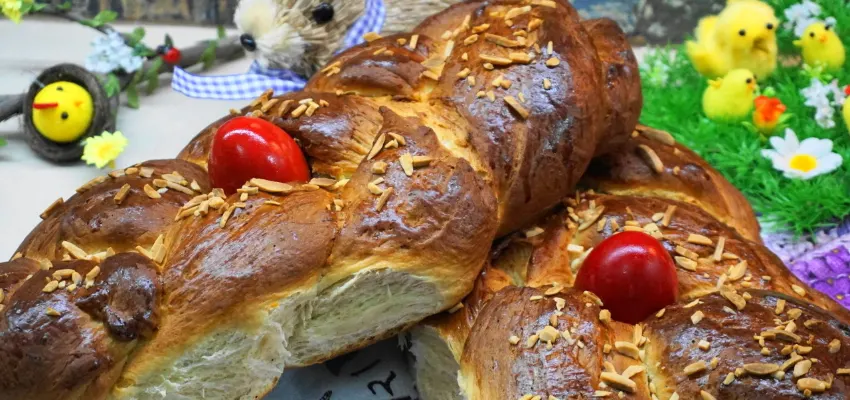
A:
[[171, 0, 386, 100]]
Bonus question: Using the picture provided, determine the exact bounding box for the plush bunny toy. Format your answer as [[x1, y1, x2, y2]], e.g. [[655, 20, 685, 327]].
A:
[[234, 0, 461, 77]]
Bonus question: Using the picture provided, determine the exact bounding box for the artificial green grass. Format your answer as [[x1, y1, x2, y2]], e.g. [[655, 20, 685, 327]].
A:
[[639, 0, 850, 235]]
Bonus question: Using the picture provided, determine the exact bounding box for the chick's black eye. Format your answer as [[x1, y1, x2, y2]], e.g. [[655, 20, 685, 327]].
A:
[[826, 25, 832, 31], [746, 78, 752, 84], [766, 23, 774, 30], [56, 86, 63, 91], [739, 29, 746, 36], [312, 2, 334, 24], [61, 112, 68, 120], [810, 32, 816, 38]]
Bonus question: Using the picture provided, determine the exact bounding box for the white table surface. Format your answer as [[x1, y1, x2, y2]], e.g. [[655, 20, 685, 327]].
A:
[[0, 18, 252, 257]]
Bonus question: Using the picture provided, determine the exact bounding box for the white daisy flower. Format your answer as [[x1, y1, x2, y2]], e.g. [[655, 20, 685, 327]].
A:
[[85, 30, 145, 74], [761, 128, 842, 180]]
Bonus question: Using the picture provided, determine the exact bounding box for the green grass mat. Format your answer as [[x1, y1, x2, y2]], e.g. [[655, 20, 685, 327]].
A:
[[639, 0, 850, 235]]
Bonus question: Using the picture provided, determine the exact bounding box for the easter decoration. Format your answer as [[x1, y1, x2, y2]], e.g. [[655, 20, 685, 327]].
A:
[[685, 0, 779, 79], [0, 2, 245, 163], [701, 68, 758, 122], [640, 0, 850, 268], [171, 0, 464, 100]]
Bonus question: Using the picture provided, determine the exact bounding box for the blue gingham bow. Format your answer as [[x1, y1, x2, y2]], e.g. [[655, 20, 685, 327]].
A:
[[172, 0, 386, 100]]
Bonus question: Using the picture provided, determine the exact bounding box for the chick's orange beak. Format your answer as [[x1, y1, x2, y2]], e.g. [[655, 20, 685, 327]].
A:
[[32, 102, 58, 110], [748, 81, 757, 91], [820, 34, 828, 43]]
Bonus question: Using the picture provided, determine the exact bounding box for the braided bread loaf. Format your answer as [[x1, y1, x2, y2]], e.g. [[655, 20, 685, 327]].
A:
[[0, 1, 642, 399], [408, 126, 850, 400]]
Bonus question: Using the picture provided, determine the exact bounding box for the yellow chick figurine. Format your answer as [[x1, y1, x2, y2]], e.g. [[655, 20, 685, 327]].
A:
[[686, 0, 779, 79], [31, 81, 94, 143], [843, 86, 850, 133], [702, 69, 758, 122], [794, 22, 845, 72]]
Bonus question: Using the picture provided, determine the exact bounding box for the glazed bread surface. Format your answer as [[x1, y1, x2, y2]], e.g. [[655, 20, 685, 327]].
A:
[[0, 0, 643, 399]]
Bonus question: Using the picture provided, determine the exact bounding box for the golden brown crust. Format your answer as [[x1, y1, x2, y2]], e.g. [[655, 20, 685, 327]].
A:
[[644, 291, 850, 400], [0, 254, 160, 400], [582, 18, 643, 153], [583, 125, 761, 242], [460, 287, 649, 399], [17, 160, 211, 260]]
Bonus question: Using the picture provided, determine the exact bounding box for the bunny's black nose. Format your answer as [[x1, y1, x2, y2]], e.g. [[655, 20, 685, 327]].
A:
[[240, 34, 257, 52]]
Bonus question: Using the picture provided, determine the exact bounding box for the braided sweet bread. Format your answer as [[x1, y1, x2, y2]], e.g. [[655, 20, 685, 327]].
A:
[[0, 1, 642, 399], [408, 126, 850, 399]]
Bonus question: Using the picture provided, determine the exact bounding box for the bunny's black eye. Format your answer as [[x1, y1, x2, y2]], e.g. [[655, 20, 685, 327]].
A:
[[739, 29, 746, 36], [312, 2, 334, 24]]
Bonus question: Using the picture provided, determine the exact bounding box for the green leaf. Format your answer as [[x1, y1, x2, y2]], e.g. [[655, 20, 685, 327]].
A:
[[145, 57, 164, 94], [103, 73, 121, 97], [31, 3, 47, 11], [200, 40, 218, 70], [82, 10, 118, 27], [134, 45, 156, 57], [164, 34, 174, 48], [57, 1, 72, 10], [0, 137, 6, 147], [19, 2, 33, 14], [127, 27, 146, 46], [126, 82, 139, 109], [216, 25, 226, 40]]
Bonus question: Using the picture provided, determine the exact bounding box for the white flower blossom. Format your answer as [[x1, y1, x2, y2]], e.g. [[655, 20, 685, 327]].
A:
[[761, 128, 842, 180], [783, 0, 833, 37], [801, 78, 846, 128], [85, 30, 145, 74]]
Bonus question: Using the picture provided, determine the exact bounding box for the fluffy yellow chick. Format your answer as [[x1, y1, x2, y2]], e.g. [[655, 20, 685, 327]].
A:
[[702, 69, 758, 121], [32, 81, 94, 143], [794, 22, 845, 72], [686, 0, 779, 79]]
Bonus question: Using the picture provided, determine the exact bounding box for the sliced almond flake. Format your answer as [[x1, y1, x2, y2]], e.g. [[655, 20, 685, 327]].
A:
[[675, 246, 699, 261], [471, 23, 490, 33], [656, 308, 666, 318], [727, 260, 748, 281], [829, 339, 841, 353], [319, 99, 330, 107], [554, 297, 566, 311], [485, 33, 522, 48], [367, 182, 384, 195], [45, 307, 61, 316], [43, 280, 59, 293], [639, 126, 676, 145], [61, 241, 88, 259], [508, 335, 520, 345], [367, 133, 386, 160], [504, 5, 531, 20], [309, 178, 336, 187], [305, 102, 320, 117], [387, 132, 406, 145], [109, 169, 126, 178], [399, 153, 415, 176], [376, 187, 393, 211], [684, 361, 707, 376], [466, 76, 476, 86], [531, 0, 557, 7], [593, 391, 612, 398], [687, 234, 713, 246], [113, 183, 131, 205], [543, 78, 552, 90], [743, 363, 780, 376], [481, 54, 513, 66], [636, 144, 664, 173], [528, 18, 544, 31], [362, 32, 381, 42], [290, 104, 308, 118], [412, 156, 432, 168], [457, 68, 471, 79], [683, 299, 702, 308], [476, 90, 486, 98], [675, 256, 698, 272], [661, 205, 677, 227], [720, 286, 747, 310], [166, 181, 195, 195], [275, 99, 294, 117], [77, 175, 109, 193], [837, 368, 850, 375], [487, 91, 496, 101], [787, 308, 803, 320], [162, 172, 188, 185], [422, 70, 441, 81], [408, 34, 420, 50], [526, 334, 539, 348], [500, 79, 513, 89], [545, 57, 560, 67], [763, 328, 801, 343], [504, 96, 530, 119], [600, 372, 636, 393], [712, 237, 726, 261], [372, 161, 388, 174], [40, 197, 65, 220], [396, 37, 407, 46], [614, 341, 639, 359], [791, 284, 807, 297], [621, 365, 645, 379], [463, 34, 479, 45]]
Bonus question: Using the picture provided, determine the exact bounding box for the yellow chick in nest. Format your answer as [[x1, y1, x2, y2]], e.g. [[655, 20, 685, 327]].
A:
[[686, 0, 779, 79], [702, 69, 758, 122], [794, 22, 845, 72], [31, 81, 94, 143]]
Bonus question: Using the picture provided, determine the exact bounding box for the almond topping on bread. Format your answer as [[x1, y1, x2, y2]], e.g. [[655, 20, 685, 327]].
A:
[[40, 197, 64, 219], [636, 144, 664, 173], [114, 184, 131, 205], [481, 54, 513, 66], [614, 341, 640, 359], [485, 33, 522, 48], [684, 360, 707, 376], [791, 284, 807, 297], [545, 57, 560, 67], [376, 187, 393, 211], [599, 372, 636, 393], [61, 241, 88, 260], [361, 32, 381, 42], [504, 96, 530, 119]]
